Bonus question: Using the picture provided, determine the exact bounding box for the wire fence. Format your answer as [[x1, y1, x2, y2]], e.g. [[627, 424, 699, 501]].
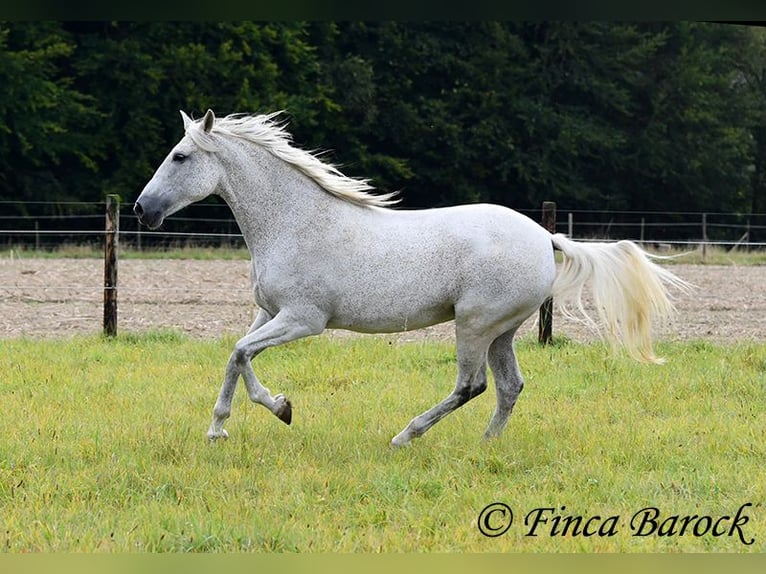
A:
[[1, 199, 764, 339], [1, 200, 765, 252]]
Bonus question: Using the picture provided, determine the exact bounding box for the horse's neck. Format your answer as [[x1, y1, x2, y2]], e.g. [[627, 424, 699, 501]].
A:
[[217, 143, 345, 255]]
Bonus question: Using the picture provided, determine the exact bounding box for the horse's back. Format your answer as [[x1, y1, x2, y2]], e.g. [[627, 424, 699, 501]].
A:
[[385, 203, 554, 275]]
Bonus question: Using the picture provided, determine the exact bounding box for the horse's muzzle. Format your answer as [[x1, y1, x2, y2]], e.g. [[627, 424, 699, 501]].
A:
[[133, 200, 164, 230]]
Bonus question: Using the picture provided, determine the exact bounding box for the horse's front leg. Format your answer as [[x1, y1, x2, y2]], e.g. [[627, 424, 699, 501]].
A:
[[207, 352, 291, 439], [206, 308, 270, 440], [207, 308, 325, 441]]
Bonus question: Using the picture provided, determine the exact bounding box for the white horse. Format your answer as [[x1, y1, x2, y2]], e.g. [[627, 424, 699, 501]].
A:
[[134, 109, 689, 447]]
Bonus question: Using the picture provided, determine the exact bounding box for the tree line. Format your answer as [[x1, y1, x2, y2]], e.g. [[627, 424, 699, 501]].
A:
[[2, 21, 766, 217]]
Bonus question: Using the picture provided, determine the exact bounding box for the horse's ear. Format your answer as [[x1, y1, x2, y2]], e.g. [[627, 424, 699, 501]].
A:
[[202, 109, 215, 133], [180, 110, 193, 130]]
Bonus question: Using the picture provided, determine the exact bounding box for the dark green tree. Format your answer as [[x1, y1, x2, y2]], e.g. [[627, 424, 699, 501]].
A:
[[65, 21, 331, 202], [0, 20, 762, 223], [625, 22, 755, 214], [736, 25, 766, 216], [0, 22, 102, 208]]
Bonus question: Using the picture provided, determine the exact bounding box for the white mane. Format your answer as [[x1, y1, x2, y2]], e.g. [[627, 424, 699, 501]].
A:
[[185, 111, 399, 208]]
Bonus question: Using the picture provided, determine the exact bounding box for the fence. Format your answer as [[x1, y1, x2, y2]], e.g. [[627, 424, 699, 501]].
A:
[[559, 209, 766, 249], [1, 198, 765, 339], [3, 200, 766, 253], [0, 199, 246, 252]]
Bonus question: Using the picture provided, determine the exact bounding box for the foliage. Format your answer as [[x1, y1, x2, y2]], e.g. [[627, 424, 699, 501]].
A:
[[0, 22, 103, 205], [0, 22, 764, 215]]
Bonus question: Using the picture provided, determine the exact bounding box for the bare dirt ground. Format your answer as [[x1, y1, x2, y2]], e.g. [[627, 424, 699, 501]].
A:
[[0, 257, 764, 343]]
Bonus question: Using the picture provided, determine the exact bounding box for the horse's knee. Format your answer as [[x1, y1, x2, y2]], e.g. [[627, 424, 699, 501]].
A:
[[231, 342, 251, 367]]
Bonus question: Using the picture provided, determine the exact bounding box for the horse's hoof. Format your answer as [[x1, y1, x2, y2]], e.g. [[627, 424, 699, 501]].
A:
[[390, 435, 412, 448], [276, 397, 292, 425], [207, 428, 229, 441]]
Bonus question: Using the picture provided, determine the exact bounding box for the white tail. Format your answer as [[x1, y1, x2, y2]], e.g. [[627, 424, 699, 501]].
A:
[[550, 234, 692, 363]]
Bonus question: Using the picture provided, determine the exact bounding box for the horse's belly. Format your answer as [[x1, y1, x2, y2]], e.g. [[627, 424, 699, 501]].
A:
[[325, 298, 455, 334]]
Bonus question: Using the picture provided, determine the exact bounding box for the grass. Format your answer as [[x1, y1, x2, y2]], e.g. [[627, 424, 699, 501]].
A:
[[1, 243, 765, 264], [1, 332, 764, 552]]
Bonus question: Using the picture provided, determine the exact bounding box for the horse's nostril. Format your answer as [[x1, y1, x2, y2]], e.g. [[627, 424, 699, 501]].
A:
[[133, 202, 144, 217]]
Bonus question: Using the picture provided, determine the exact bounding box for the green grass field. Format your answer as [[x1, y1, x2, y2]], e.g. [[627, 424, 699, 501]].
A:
[[1, 333, 764, 552]]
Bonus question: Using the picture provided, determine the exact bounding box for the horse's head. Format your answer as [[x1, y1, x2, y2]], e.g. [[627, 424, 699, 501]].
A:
[[134, 109, 222, 229]]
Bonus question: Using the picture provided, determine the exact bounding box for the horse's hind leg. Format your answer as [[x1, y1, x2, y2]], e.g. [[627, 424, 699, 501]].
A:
[[485, 328, 525, 439], [391, 333, 489, 447]]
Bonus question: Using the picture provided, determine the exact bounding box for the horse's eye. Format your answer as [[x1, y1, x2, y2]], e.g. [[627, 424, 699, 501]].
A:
[[172, 152, 187, 163]]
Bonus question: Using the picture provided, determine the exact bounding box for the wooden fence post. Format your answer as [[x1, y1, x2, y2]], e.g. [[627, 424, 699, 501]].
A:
[[701, 212, 708, 261], [538, 201, 556, 345], [103, 195, 119, 337]]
